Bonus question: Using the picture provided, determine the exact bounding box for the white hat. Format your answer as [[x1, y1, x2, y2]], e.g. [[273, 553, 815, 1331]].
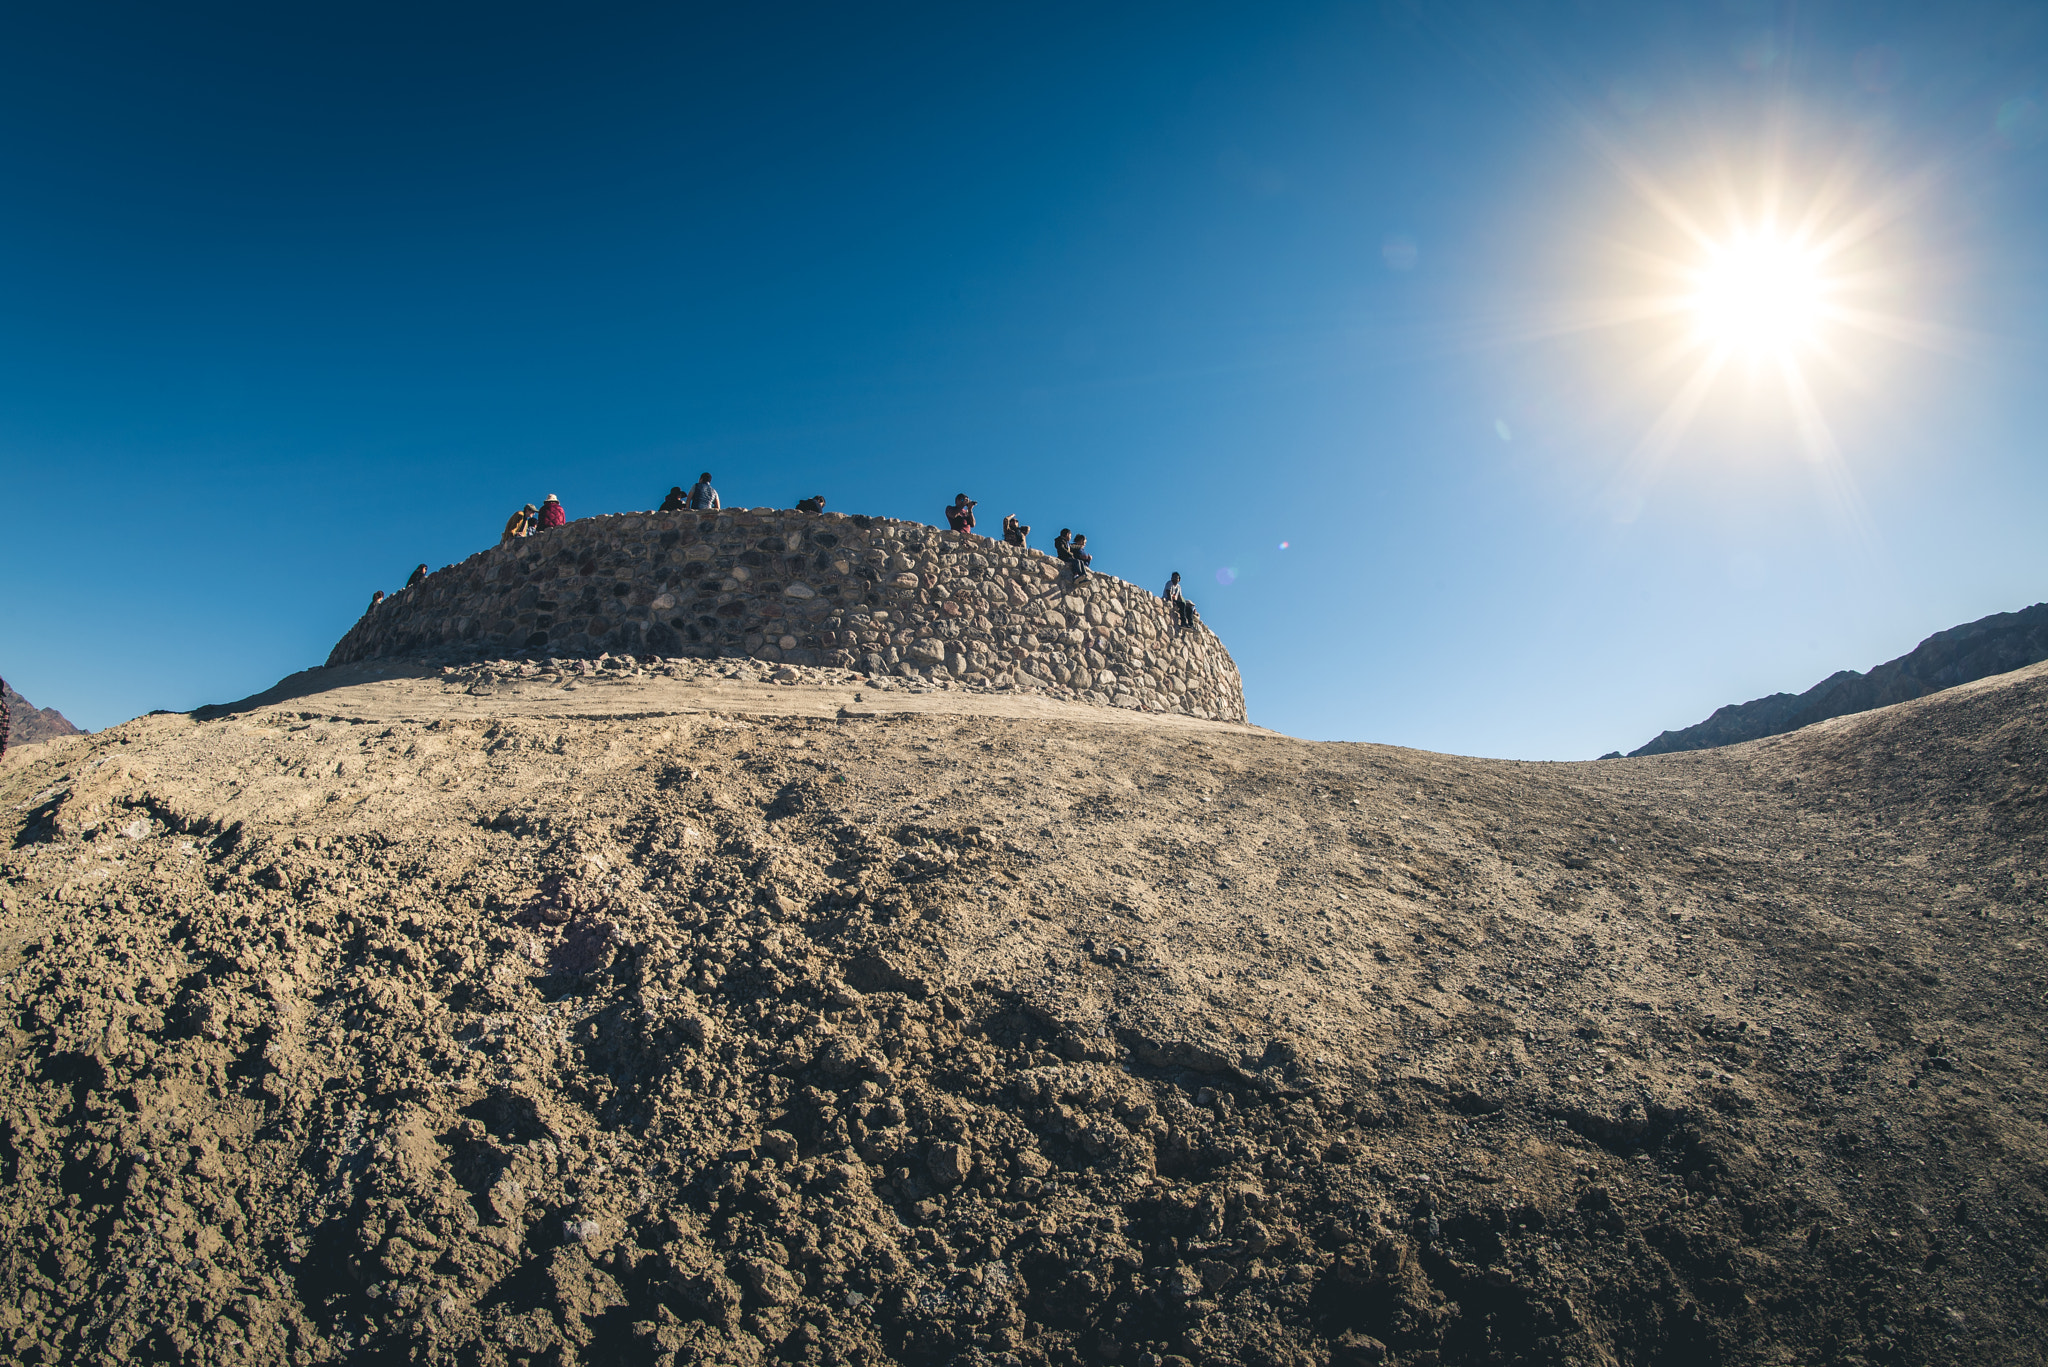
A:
[[544, 493, 559, 502]]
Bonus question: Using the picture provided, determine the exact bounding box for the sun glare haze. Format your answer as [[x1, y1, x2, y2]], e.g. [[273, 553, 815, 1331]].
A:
[[1535, 126, 1954, 534]]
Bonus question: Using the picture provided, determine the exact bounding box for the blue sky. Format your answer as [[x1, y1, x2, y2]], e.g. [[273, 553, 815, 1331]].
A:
[[3, 1, 2044, 758]]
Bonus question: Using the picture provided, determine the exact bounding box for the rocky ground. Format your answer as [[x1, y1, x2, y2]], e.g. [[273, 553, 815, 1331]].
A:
[[1, 659, 2044, 1367]]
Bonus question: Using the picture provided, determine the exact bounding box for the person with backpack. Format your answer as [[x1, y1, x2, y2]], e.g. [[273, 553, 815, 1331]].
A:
[[538, 494, 566, 529], [688, 473, 720, 510], [1164, 571, 1196, 629]]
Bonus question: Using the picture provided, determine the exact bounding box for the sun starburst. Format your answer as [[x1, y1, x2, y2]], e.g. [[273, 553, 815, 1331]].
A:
[[1562, 132, 1945, 530]]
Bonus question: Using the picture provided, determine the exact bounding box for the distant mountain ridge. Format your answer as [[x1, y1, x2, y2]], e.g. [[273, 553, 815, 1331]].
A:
[[1, 679, 85, 752], [1628, 601, 2048, 757]]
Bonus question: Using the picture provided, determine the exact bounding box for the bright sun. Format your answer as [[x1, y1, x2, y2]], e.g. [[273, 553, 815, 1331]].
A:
[[1689, 234, 1825, 357], [1555, 131, 1931, 517]]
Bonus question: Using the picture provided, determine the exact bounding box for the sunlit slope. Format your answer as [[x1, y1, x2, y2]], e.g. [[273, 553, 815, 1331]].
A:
[[0, 661, 2042, 1366]]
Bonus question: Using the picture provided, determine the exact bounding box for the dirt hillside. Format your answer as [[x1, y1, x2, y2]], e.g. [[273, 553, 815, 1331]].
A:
[[2, 656, 2044, 1367]]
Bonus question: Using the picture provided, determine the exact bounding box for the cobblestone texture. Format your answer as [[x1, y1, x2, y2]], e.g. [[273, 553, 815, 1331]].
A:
[[327, 510, 1247, 722]]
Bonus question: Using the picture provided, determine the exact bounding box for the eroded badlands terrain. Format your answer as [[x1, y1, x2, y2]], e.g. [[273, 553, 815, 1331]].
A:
[[1, 659, 2045, 1367]]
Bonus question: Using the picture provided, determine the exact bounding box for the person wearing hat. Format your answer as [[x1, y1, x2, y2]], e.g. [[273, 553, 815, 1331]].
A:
[[946, 493, 978, 534], [538, 494, 566, 530], [501, 503, 537, 544], [659, 485, 687, 512], [688, 473, 720, 510]]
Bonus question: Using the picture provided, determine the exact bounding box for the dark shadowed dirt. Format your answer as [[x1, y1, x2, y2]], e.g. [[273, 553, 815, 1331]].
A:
[[2, 659, 2044, 1367]]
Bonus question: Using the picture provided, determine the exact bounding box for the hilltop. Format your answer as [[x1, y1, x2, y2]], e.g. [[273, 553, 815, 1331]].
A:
[[0, 657, 2044, 1366], [2, 678, 85, 750]]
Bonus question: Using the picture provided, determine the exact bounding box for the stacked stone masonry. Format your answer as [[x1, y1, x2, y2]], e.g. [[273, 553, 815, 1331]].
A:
[[327, 510, 1248, 722]]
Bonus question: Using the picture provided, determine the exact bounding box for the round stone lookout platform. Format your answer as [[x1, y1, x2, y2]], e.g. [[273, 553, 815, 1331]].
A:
[[328, 509, 1247, 722]]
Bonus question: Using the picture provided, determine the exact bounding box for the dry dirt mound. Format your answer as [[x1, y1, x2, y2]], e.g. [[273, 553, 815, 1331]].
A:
[[2, 662, 2045, 1367]]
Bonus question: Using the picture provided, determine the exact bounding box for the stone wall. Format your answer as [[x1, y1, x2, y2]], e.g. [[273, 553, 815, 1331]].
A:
[[327, 509, 1247, 721]]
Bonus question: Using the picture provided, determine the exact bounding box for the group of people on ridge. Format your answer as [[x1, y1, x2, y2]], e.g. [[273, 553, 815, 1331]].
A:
[[367, 475, 1197, 632], [949, 495, 1093, 577], [946, 493, 1195, 629], [659, 473, 723, 513], [501, 493, 567, 544]]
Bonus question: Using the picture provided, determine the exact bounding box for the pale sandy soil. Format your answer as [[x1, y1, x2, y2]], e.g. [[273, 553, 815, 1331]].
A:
[[1, 661, 2043, 1367], [193, 659, 1260, 732]]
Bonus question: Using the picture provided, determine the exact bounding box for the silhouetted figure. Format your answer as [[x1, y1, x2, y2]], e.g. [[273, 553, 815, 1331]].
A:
[[538, 494, 566, 529], [406, 564, 428, 590], [1053, 528, 1073, 567], [1164, 571, 1195, 629], [1, 675, 10, 761], [502, 503, 536, 543], [660, 486, 687, 512], [688, 473, 720, 510], [1002, 514, 1030, 549], [797, 495, 826, 514], [368, 590, 386, 612], [1071, 534, 1093, 580], [946, 493, 978, 534]]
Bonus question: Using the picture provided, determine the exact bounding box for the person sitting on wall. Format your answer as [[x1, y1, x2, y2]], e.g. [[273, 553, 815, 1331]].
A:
[[660, 485, 687, 512], [1070, 534, 1093, 580], [537, 494, 567, 529], [946, 493, 977, 534], [1002, 514, 1030, 549], [501, 503, 536, 543], [688, 472, 720, 510], [796, 495, 826, 514], [1163, 571, 1196, 629], [1053, 527, 1073, 567], [368, 589, 386, 612], [405, 564, 428, 590]]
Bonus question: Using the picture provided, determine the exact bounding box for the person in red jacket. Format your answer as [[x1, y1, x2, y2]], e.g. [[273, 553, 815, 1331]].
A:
[[537, 494, 566, 530]]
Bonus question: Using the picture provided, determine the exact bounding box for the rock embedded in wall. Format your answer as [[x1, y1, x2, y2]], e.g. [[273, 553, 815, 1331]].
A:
[[327, 509, 1248, 721]]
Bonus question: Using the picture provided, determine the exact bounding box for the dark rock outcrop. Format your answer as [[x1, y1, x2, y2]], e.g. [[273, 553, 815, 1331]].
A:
[[0, 678, 84, 754], [1630, 601, 2048, 756]]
